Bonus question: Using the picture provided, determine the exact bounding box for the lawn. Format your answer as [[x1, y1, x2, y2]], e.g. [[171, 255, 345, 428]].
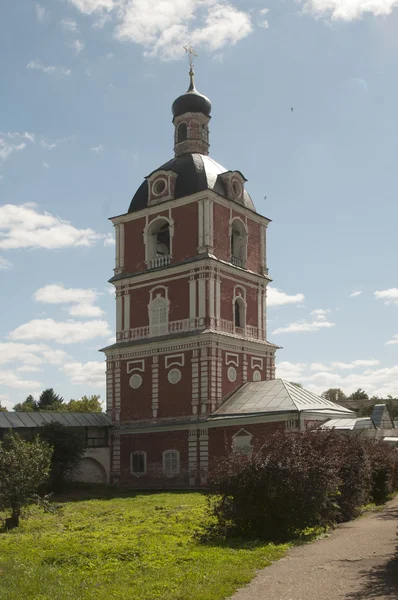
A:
[[0, 491, 288, 600]]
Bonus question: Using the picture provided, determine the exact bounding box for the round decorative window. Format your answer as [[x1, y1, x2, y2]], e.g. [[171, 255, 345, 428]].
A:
[[129, 374, 143, 389], [168, 368, 182, 384], [232, 180, 242, 197], [152, 178, 167, 196], [253, 370, 261, 382], [227, 366, 237, 383]]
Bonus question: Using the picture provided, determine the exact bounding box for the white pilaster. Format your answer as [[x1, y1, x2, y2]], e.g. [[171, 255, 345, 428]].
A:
[[260, 223, 266, 272], [188, 428, 198, 486], [198, 201, 204, 249], [123, 293, 130, 331], [243, 353, 248, 383], [198, 276, 206, 318], [200, 348, 208, 414], [116, 294, 123, 334], [215, 276, 221, 323], [208, 276, 215, 321], [114, 361, 121, 422], [106, 360, 114, 415], [216, 349, 222, 407], [203, 200, 210, 247], [115, 225, 120, 269], [262, 288, 267, 340], [119, 223, 125, 268], [210, 348, 217, 412], [191, 351, 199, 415], [111, 434, 120, 477], [199, 427, 209, 484], [258, 284, 262, 336], [189, 276, 197, 320], [152, 355, 159, 418]]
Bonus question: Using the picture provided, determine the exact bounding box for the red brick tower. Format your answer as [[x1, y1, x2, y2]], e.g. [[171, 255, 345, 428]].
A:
[[102, 65, 278, 487]]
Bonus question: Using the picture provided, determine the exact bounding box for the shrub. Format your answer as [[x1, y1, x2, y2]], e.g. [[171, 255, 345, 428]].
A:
[[365, 440, 398, 505], [207, 431, 341, 540]]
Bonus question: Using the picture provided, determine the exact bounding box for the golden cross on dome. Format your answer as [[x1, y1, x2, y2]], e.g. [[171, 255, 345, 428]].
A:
[[184, 44, 198, 73]]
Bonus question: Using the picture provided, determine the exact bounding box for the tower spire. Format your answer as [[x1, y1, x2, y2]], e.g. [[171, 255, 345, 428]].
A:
[[184, 44, 197, 91]]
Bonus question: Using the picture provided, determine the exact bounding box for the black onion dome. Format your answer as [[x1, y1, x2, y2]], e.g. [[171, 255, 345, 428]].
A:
[[172, 79, 211, 118], [128, 154, 255, 214]]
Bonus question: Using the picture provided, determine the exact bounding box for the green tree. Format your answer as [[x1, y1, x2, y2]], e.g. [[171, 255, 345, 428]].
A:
[[0, 403, 8, 412], [13, 394, 38, 412], [37, 389, 66, 412], [322, 388, 347, 404], [67, 395, 103, 412], [348, 388, 369, 401], [290, 382, 303, 388], [37, 423, 86, 490], [0, 433, 52, 527]]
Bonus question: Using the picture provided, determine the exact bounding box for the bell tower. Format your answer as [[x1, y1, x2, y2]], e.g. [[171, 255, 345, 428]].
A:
[[102, 56, 278, 486]]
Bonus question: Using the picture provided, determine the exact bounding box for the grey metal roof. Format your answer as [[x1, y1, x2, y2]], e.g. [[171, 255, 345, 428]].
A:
[[320, 418, 375, 431], [211, 379, 354, 419], [0, 412, 112, 429], [128, 153, 255, 214]]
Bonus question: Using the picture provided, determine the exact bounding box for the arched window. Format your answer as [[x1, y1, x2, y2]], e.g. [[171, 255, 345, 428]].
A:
[[230, 219, 247, 268], [149, 296, 168, 336], [177, 123, 187, 143], [130, 451, 147, 475], [163, 449, 180, 476], [146, 218, 172, 269], [232, 429, 252, 456], [234, 297, 245, 330]]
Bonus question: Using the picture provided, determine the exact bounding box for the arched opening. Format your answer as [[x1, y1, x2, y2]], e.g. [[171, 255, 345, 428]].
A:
[[230, 219, 247, 268], [147, 218, 171, 269], [149, 296, 169, 336], [70, 457, 108, 484], [234, 297, 246, 331], [177, 122, 187, 143]]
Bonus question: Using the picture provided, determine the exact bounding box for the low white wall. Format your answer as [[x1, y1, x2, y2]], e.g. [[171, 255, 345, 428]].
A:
[[70, 447, 110, 484]]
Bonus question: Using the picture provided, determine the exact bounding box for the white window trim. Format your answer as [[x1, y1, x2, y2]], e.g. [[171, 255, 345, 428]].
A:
[[130, 451, 147, 476], [149, 295, 169, 336], [162, 449, 180, 477]]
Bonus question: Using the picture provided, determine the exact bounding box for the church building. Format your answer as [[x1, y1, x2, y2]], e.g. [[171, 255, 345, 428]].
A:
[[101, 62, 352, 488]]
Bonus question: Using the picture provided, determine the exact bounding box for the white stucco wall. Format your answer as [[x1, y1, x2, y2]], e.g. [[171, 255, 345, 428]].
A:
[[70, 447, 110, 484]]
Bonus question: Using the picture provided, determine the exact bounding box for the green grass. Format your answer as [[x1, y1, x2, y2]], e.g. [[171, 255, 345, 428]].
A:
[[0, 492, 288, 600]]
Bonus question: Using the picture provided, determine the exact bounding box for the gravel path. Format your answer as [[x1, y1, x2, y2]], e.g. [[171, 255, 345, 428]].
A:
[[230, 496, 398, 600]]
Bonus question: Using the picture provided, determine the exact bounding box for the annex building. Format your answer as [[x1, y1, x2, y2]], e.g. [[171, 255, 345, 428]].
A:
[[101, 64, 353, 488]]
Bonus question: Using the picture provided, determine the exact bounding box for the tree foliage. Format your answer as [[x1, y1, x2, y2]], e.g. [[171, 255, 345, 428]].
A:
[[37, 423, 86, 490], [321, 388, 347, 403], [0, 403, 8, 412], [13, 394, 38, 412], [0, 433, 52, 527], [67, 395, 103, 412], [348, 388, 369, 401], [37, 388, 66, 412]]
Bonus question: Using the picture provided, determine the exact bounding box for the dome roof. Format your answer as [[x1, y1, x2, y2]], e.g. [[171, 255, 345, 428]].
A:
[[172, 78, 211, 119], [128, 153, 255, 214]]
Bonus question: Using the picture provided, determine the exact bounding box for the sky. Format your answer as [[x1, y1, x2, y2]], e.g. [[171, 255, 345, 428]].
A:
[[1, 0, 398, 410]]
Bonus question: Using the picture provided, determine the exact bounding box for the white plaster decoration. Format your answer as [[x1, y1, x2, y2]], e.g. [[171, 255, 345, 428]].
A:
[[232, 428, 253, 455], [123, 293, 130, 331], [260, 224, 266, 273], [188, 429, 198, 486], [165, 353, 184, 369], [152, 355, 159, 418], [203, 199, 210, 248], [243, 353, 248, 383], [198, 276, 206, 318], [257, 285, 262, 334], [208, 276, 215, 320], [149, 294, 169, 337], [168, 368, 182, 384], [127, 360, 145, 374], [215, 276, 221, 321], [116, 295, 123, 334], [112, 434, 121, 475], [210, 348, 217, 412], [191, 351, 199, 415], [189, 276, 197, 320], [227, 366, 237, 383], [200, 348, 209, 415], [229, 217, 248, 268], [119, 223, 125, 268], [199, 427, 209, 484], [114, 362, 121, 422], [253, 370, 261, 382], [225, 353, 239, 367], [106, 361, 114, 415], [124, 317, 207, 342], [208, 200, 214, 250], [115, 225, 120, 269], [263, 290, 267, 340], [251, 357, 264, 370], [147, 170, 178, 205], [144, 216, 174, 268], [216, 349, 222, 408], [198, 200, 204, 250], [129, 374, 143, 389], [149, 285, 169, 303]]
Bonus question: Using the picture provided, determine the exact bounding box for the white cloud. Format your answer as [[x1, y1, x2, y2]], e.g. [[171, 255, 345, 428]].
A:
[[36, 3, 47, 22], [0, 132, 34, 162], [34, 284, 104, 317], [106, 285, 115, 295], [0, 370, 42, 390], [43, 161, 49, 169], [0, 175, 3, 181], [0, 393, 12, 410], [62, 360, 105, 386], [90, 144, 103, 153], [61, 18, 79, 32], [103, 233, 115, 246], [9, 318, 112, 344], [0, 257, 12, 270], [267, 287, 305, 307], [273, 309, 335, 334], [350, 290, 362, 297], [27, 59, 71, 76], [276, 360, 398, 397], [16, 365, 43, 373], [299, 0, 398, 21], [331, 359, 380, 369], [72, 39, 85, 54], [40, 140, 56, 150], [0, 342, 68, 367], [386, 335, 398, 345], [259, 19, 269, 28], [68, 0, 252, 59], [0, 203, 108, 250], [374, 287, 398, 305]]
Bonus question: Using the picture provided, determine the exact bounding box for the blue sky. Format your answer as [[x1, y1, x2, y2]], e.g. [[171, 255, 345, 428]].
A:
[[1, 0, 398, 410]]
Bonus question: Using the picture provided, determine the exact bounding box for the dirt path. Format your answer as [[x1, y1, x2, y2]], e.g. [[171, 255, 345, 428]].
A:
[[230, 496, 398, 600]]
